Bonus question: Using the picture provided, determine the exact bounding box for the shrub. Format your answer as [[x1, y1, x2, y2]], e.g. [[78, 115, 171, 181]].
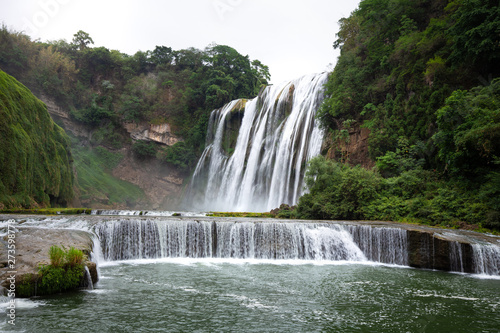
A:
[[33, 245, 87, 296], [48, 245, 65, 268], [132, 140, 157, 159], [66, 246, 84, 267], [296, 156, 382, 220]]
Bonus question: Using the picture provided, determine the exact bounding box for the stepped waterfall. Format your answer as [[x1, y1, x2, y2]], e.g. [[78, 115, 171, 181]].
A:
[[95, 219, 406, 265], [187, 73, 328, 212], [93, 217, 500, 276]]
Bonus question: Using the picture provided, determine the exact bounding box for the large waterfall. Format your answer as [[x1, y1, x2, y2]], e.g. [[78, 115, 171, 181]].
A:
[[187, 73, 328, 212]]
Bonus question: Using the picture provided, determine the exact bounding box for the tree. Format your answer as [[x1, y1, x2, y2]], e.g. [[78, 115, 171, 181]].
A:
[[433, 79, 500, 178], [150, 45, 173, 66], [72, 30, 94, 50]]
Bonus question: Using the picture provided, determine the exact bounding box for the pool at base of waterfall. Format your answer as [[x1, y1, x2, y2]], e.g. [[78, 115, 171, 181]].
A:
[[3, 259, 500, 333]]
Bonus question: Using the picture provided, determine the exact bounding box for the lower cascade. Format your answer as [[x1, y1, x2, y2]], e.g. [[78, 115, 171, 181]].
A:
[[95, 219, 410, 265], [94, 218, 500, 275], [187, 73, 328, 212]]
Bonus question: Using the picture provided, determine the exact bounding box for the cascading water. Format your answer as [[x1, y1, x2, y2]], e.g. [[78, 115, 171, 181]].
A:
[[472, 244, 500, 276], [187, 73, 328, 212], [95, 219, 411, 265], [93, 218, 500, 274], [347, 225, 408, 266]]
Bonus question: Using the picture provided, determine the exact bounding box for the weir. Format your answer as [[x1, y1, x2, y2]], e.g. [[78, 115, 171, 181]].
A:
[[93, 218, 500, 275], [187, 73, 328, 212]]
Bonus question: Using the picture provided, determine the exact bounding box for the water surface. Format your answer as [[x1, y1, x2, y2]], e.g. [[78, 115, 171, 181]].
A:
[[3, 260, 500, 332]]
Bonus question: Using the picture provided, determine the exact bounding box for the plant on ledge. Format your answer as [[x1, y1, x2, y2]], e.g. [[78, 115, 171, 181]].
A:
[[18, 246, 87, 297]]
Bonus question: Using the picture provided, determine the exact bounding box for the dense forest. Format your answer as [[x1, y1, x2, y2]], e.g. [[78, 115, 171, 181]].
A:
[[0, 26, 269, 207], [289, 0, 500, 230]]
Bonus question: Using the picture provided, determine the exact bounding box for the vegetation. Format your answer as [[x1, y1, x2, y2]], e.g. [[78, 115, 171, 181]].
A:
[[299, 0, 500, 231], [17, 246, 87, 297], [0, 208, 92, 215], [207, 212, 273, 218], [0, 70, 73, 209], [72, 144, 145, 207], [0, 26, 270, 207], [0, 26, 269, 162]]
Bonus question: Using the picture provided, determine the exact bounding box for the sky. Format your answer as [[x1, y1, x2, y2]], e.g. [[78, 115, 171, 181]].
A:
[[0, 0, 361, 84]]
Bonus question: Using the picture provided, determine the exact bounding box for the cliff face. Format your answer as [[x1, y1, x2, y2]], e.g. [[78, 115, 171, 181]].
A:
[[123, 122, 182, 146], [324, 126, 374, 169], [38, 93, 185, 210], [111, 151, 184, 209], [0, 70, 74, 209]]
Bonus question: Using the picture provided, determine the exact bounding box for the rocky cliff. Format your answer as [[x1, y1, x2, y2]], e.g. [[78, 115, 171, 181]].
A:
[[38, 94, 185, 210]]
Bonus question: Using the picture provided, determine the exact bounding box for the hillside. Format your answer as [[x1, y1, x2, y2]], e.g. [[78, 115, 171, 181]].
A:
[[0, 27, 270, 208], [0, 70, 73, 208], [292, 0, 500, 230]]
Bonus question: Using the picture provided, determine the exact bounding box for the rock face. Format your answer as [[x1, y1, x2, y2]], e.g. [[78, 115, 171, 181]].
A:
[[112, 152, 184, 209], [0, 226, 98, 297], [361, 222, 499, 274], [324, 126, 375, 168], [123, 122, 182, 146], [39, 94, 92, 140]]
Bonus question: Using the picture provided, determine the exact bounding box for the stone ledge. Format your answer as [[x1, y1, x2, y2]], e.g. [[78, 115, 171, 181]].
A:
[[0, 227, 98, 297]]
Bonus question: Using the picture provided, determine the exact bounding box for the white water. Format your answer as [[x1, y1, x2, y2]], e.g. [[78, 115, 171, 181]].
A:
[[188, 73, 328, 212], [472, 244, 500, 276], [94, 219, 407, 265], [91, 210, 206, 217], [1, 216, 499, 276]]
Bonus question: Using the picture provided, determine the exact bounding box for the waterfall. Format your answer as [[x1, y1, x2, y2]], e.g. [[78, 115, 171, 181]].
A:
[[94, 219, 413, 265], [347, 225, 408, 266], [449, 241, 465, 273], [472, 244, 500, 276], [187, 73, 328, 212], [81, 266, 94, 290]]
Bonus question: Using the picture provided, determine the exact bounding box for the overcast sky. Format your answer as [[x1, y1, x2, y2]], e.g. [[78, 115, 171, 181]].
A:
[[0, 0, 360, 84]]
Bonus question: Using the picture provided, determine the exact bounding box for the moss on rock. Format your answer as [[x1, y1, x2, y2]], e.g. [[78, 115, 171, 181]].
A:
[[0, 70, 74, 208]]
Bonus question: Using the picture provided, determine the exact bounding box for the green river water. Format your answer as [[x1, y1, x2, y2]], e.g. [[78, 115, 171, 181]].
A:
[[3, 258, 500, 332]]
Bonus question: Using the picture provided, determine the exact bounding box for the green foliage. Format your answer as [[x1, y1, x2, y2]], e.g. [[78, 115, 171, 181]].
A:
[[296, 156, 381, 220], [16, 245, 88, 297], [132, 140, 158, 159], [376, 137, 425, 177], [66, 246, 85, 267], [0, 25, 271, 187], [448, 0, 500, 69], [72, 145, 145, 206], [71, 93, 114, 125], [0, 207, 92, 215], [321, 0, 499, 161], [311, 0, 500, 231], [48, 245, 65, 267], [71, 30, 94, 50], [0, 70, 74, 208], [157, 142, 196, 172], [37, 246, 86, 295], [433, 79, 500, 178], [90, 122, 124, 149], [298, 157, 496, 229]]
